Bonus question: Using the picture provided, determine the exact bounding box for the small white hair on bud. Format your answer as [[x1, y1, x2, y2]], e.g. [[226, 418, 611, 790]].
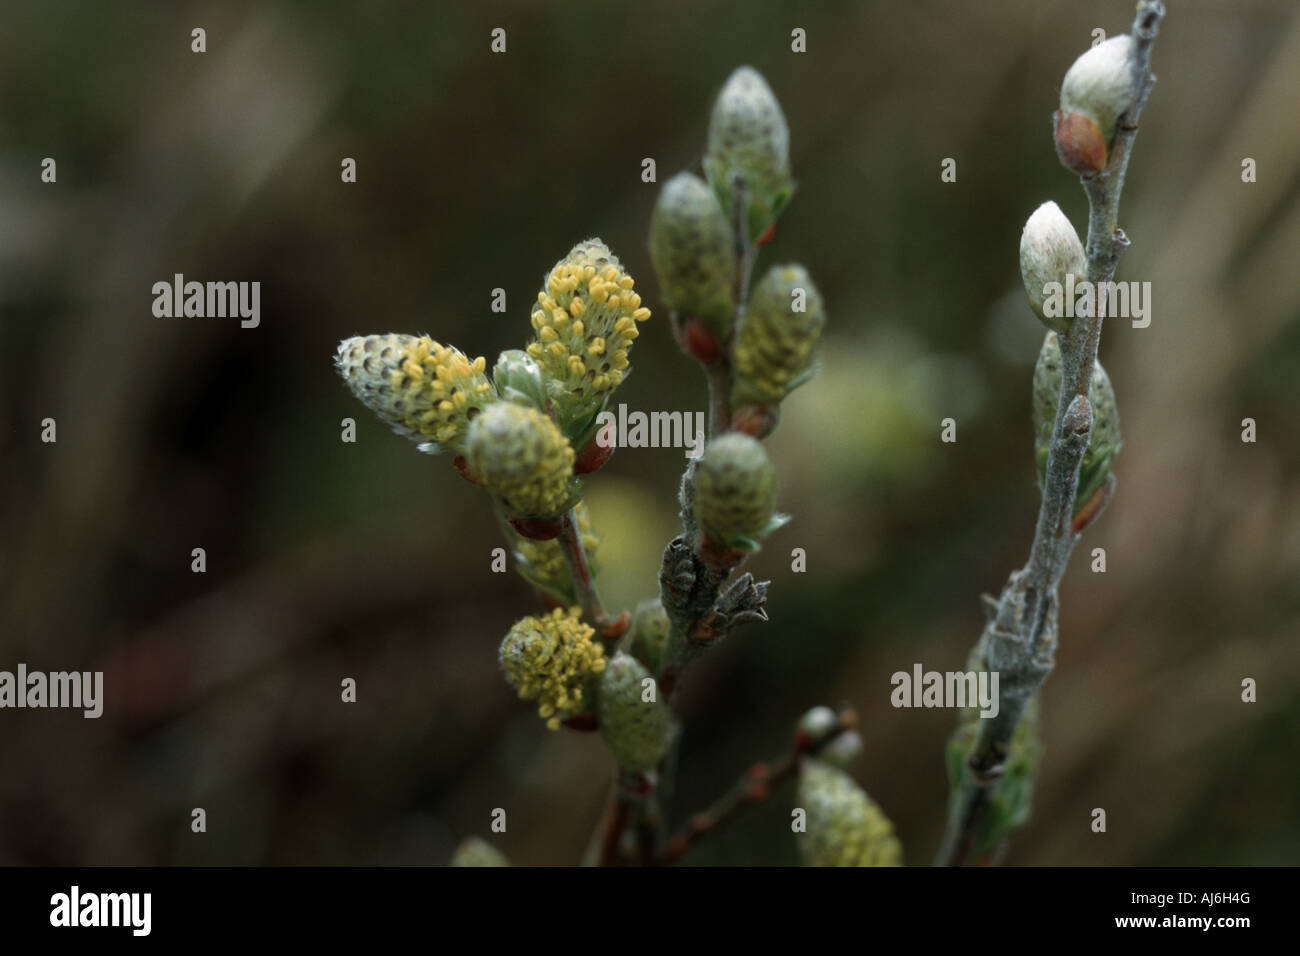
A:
[[1060, 34, 1136, 142], [1019, 201, 1086, 332]]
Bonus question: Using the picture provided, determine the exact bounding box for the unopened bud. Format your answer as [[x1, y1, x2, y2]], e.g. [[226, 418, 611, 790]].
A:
[[732, 264, 825, 409], [693, 433, 778, 549], [466, 402, 576, 519], [1019, 201, 1086, 334], [1032, 332, 1121, 515], [703, 67, 795, 242], [650, 172, 736, 341], [1054, 35, 1136, 175], [450, 836, 509, 867], [597, 652, 672, 772], [796, 759, 902, 867]]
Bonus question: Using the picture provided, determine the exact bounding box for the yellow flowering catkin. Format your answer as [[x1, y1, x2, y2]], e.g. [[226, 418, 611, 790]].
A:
[[732, 264, 825, 408], [526, 239, 651, 414], [335, 334, 494, 454], [499, 607, 607, 730], [796, 759, 902, 867], [465, 402, 575, 518]]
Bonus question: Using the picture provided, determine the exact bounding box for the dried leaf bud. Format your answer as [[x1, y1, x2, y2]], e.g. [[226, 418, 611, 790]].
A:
[[732, 264, 825, 408], [1032, 332, 1122, 515], [466, 402, 576, 519], [703, 66, 795, 242], [1019, 201, 1086, 333], [796, 759, 902, 867], [526, 238, 651, 442], [650, 172, 737, 341], [450, 837, 509, 867], [597, 652, 672, 772], [693, 433, 777, 548], [500, 607, 607, 730], [335, 334, 494, 455], [1054, 35, 1136, 175]]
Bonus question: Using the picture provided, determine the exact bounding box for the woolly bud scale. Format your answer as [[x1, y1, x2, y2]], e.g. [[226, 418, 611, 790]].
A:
[[335, 334, 494, 454], [693, 433, 777, 545], [1055, 35, 1136, 176], [597, 652, 672, 773], [732, 264, 825, 408], [1019, 201, 1086, 334], [649, 172, 736, 340], [704, 67, 794, 242], [1032, 332, 1121, 514], [466, 402, 575, 518], [499, 607, 606, 730], [796, 759, 902, 867]]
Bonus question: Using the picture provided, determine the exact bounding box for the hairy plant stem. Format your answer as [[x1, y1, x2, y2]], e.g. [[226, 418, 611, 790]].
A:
[[594, 174, 766, 864], [659, 707, 858, 865], [936, 1, 1164, 867]]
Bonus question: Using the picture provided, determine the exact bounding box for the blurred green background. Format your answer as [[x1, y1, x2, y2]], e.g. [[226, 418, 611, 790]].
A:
[[1, 0, 1298, 865]]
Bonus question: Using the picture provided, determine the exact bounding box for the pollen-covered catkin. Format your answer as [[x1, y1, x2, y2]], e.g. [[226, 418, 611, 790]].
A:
[[335, 334, 494, 454]]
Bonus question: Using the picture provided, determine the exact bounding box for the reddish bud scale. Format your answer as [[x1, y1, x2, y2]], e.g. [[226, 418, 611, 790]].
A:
[[598, 609, 632, 641], [730, 402, 779, 439], [694, 532, 746, 573], [1071, 473, 1116, 533], [508, 515, 565, 540], [574, 433, 615, 474], [1054, 109, 1107, 176], [452, 455, 484, 486], [682, 317, 725, 366], [561, 713, 599, 732], [756, 222, 776, 247]]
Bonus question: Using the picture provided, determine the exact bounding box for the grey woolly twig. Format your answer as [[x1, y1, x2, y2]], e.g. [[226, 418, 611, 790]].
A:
[[936, 1, 1164, 867]]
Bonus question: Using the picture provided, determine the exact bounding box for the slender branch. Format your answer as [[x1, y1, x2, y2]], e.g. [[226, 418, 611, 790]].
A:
[[936, 1, 1164, 867], [595, 769, 656, 866], [706, 362, 731, 439], [558, 506, 626, 636], [659, 707, 858, 865]]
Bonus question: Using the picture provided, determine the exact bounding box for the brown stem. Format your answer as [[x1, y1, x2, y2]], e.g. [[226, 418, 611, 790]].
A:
[[659, 707, 857, 865], [557, 507, 627, 637]]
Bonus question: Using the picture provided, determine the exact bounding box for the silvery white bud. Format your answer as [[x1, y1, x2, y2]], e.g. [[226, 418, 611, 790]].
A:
[[1060, 35, 1136, 144], [1019, 201, 1086, 333], [1054, 35, 1136, 175]]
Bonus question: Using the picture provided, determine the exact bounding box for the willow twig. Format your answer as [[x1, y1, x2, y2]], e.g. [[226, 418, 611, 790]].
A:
[[937, 1, 1165, 867]]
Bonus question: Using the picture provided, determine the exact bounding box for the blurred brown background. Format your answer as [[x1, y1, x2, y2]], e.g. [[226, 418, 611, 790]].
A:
[[1, 0, 1297, 865]]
